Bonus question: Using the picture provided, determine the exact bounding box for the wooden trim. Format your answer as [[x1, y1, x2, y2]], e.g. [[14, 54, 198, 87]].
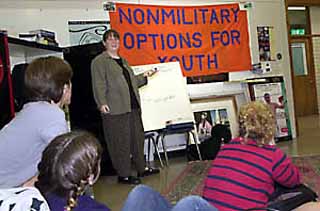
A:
[[292, 35, 313, 37], [306, 6, 311, 35], [308, 37, 318, 114], [288, 0, 320, 6], [285, 0, 299, 136], [291, 34, 320, 38]]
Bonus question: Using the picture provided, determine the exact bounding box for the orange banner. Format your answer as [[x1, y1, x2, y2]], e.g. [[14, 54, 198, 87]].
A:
[[109, 3, 251, 77]]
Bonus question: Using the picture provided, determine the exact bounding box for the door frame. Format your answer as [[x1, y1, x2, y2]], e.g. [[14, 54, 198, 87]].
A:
[[285, 1, 318, 135], [290, 37, 318, 116]]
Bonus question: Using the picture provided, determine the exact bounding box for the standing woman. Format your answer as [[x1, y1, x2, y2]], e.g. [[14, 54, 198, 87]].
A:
[[91, 29, 158, 185]]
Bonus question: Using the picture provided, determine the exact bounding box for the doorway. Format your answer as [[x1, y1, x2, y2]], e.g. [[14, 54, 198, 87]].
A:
[[290, 38, 318, 116]]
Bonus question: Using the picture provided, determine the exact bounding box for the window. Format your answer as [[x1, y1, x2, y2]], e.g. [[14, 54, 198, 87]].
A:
[[291, 42, 308, 76], [288, 6, 310, 35]]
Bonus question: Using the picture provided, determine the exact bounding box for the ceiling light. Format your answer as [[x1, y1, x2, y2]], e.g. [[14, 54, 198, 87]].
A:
[[288, 6, 306, 11]]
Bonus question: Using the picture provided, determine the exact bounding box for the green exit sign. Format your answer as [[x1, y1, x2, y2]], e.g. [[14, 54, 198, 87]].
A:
[[291, 29, 305, 35]]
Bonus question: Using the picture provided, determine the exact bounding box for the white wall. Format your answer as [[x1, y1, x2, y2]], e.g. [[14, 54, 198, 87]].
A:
[[0, 0, 297, 137], [0, 1, 109, 47]]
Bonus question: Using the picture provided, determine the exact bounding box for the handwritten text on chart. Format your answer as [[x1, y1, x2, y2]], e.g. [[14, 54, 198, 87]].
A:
[[142, 95, 176, 103]]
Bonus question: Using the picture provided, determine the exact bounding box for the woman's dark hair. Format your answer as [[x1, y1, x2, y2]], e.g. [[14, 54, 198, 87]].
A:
[[211, 124, 232, 144], [36, 131, 102, 211], [24, 56, 73, 103], [102, 29, 120, 42]]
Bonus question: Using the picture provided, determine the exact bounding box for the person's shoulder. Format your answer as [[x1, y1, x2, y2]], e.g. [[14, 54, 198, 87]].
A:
[[92, 53, 115, 71], [94, 52, 112, 61], [228, 137, 242, 143], [92, 53, 102, 62], [38, 102, 64, 115], [0, 187, 50, 211], [121, 57, 128, 63], [272, 145, 287, 155], [270, 102, 280, 107], [24, 102, 63, 115], [77, 195, 111, 211]]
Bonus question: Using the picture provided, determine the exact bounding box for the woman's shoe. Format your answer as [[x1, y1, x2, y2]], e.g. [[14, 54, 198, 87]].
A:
[[138, 167, 160, 177], [118, 176, 141, 185]]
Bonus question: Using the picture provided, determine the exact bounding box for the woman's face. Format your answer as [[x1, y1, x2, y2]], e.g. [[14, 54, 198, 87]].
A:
[[104, 34, 120, 52]]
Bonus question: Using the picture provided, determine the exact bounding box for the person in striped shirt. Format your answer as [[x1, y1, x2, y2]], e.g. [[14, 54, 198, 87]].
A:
[[202, 101, 301, 211]]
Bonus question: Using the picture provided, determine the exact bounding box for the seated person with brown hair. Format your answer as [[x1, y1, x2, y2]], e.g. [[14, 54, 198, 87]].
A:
[[35, 131, 110, 211], [0, 56, 73, 188], [203, 101, 318, 211]]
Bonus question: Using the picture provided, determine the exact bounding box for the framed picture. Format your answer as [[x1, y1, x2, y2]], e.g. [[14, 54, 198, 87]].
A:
[[247, 76, 292, 142], [190, 96, 238, 141]]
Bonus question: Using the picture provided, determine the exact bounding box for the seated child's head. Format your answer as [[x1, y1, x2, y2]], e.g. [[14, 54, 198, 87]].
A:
[[25, 56, 73, 105], [211, 124, 232, 144], [239, 101, 276, 145], [36, 131, 102, 210]]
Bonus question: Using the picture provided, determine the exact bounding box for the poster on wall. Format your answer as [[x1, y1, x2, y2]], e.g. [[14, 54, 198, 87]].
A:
[[68, 21, 110, 46], [109, 3, 252, 77], [247, 76, 292, 142], [257, 26, 275, 62]]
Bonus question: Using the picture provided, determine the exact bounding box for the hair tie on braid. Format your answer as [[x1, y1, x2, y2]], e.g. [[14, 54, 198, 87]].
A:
[[77, 180, 88, 196], [65, 188, 78, 211], [65, 191, 77, 211], [65, 179, 89, 211]]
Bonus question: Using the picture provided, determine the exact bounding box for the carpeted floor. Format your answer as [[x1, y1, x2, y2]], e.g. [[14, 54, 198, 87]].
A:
[[163, 155, 320, 204]]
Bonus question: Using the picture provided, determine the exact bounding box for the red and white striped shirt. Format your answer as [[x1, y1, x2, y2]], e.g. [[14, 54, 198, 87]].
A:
[[203, 137, 301, 211]]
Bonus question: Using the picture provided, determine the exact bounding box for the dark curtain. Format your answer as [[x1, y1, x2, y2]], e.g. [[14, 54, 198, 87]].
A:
[[0, 33, 14, 129], [11, 63, 28, 112]]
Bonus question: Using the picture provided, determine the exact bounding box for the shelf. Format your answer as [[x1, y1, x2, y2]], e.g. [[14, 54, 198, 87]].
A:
[[8, 36, 63, 58]]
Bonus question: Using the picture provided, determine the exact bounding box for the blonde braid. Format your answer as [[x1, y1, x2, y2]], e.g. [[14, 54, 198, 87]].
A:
[[64, 180, 88, 211]]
